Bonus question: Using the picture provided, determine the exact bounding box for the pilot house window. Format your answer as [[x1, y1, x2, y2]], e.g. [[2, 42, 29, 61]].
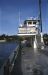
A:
[[28, 21, 32, 24], [33, 21, 36, 24]]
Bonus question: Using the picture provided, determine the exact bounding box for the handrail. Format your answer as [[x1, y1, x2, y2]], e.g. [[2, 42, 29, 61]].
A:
[[0, 45, 19, 75]]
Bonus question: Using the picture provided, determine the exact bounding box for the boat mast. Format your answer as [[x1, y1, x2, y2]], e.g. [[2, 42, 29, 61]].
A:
[[19, 9, 21, 25], [39, 0, 42, 32]]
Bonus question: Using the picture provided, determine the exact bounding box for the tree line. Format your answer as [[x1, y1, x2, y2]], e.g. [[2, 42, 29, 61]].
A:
[[0, 34, 19, 42], [0, 34, 48, 45], [43, 34, 48, 45]]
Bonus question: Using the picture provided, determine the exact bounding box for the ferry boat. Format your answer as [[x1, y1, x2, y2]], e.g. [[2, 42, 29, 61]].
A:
[[17, 17, 42, 49]]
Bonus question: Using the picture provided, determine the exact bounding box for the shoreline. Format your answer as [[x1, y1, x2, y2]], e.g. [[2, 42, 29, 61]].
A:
[[0, 40, 6, 42], [0, 40, 18, 43]]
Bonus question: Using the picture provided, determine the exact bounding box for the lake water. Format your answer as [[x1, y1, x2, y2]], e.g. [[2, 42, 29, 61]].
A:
[[0, 42, 17, 68]]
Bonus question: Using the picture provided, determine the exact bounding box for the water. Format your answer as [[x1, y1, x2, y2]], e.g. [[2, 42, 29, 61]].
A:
[[0, 42, 17, 68]]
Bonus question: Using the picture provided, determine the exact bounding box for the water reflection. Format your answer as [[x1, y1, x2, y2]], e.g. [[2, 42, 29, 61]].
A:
[[0, 42, 17, 68]]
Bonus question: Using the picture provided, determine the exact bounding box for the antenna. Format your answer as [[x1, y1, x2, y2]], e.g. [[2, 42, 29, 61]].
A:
[[39, 0, 42, 32], [19, 9, 21, 25]]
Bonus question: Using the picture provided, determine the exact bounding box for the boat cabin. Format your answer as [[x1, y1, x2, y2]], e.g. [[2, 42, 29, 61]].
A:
[[17, 18, 41, 48]]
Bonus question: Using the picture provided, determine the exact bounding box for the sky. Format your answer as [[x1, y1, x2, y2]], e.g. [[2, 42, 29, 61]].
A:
[[0, 0, 48, 35]]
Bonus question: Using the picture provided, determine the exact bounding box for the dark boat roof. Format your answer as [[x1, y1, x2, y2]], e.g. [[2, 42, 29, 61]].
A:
[[24, 19, 40, 22]]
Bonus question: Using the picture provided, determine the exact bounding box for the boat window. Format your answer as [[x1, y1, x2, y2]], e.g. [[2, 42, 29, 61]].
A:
[[33, 21, 36, 24], [28, 21, 32, 24]]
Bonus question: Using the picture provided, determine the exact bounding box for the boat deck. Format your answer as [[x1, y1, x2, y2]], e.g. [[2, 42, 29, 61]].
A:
[[11, 46, 48, 75]]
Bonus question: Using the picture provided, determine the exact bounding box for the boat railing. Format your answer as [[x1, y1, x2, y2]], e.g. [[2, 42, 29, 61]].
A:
[[0, 45, 19, 75]]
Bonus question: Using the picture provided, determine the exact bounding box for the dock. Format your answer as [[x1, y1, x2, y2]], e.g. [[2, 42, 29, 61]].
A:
[[11, 46, 48, 75], [0, 43, 48, 75]]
